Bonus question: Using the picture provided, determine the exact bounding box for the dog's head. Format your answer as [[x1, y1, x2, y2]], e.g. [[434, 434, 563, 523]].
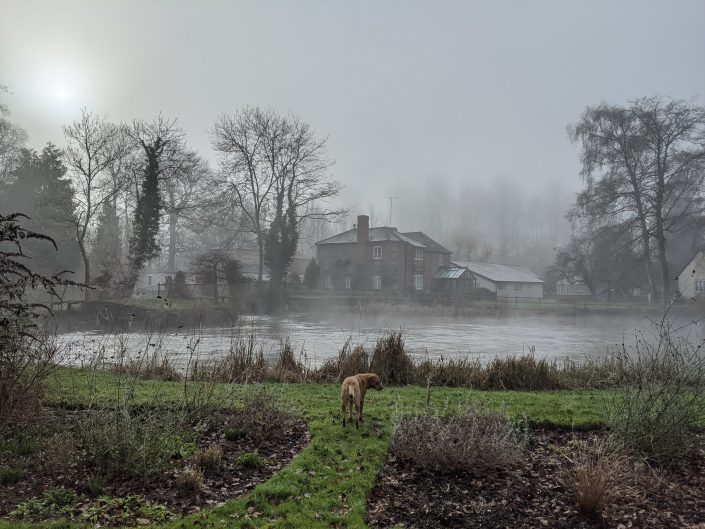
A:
[[367, 373, 383, 391]]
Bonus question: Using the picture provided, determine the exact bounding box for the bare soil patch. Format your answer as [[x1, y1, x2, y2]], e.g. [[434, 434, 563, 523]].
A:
[[0, 405, 309, 522], [366, 429, 705, 529]]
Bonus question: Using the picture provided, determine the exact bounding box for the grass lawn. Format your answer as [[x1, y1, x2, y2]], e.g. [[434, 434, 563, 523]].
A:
[[2, 369, 608, 529]]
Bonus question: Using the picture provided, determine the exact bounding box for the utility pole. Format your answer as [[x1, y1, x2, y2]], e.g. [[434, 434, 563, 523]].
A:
[[385, 196, 397, 227]]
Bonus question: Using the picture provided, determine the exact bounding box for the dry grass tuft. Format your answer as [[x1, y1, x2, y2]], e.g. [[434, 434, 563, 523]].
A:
[[175, 464, 204, 492], [193, 444, 223, 472], [561, 436, 639, 517]]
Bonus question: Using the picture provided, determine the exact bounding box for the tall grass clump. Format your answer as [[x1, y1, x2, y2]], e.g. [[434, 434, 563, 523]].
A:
[[605, 317, 705, 457], [370, 331, 415, 385], [315, 338, 370, 382], [275, 338, 307, 382], [480, 352, 562, 390], [390, 408, 525, 473], [560, 436, 638, 517], [192, 333, 270, 382]]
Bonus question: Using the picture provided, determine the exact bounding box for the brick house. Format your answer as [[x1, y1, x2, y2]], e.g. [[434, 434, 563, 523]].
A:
[[314, 215, 452, 293]]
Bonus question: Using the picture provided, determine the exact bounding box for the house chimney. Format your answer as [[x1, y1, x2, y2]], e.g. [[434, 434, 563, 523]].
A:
[[356, 215, 369, 264]]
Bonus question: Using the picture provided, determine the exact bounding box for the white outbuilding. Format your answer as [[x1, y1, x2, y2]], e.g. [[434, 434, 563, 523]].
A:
[[453, 261, 544, 299], [677, 251, 705, 300]]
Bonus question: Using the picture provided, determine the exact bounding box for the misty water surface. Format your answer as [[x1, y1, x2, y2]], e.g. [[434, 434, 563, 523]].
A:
[[57, 311, 703, 369]]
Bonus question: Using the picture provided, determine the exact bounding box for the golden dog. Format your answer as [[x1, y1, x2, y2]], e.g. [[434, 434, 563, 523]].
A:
[[341, 372, 383, 428]]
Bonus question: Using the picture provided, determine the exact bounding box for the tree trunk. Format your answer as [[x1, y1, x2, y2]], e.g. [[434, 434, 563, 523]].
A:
[[257, 232, 264, 282], [79, 237, 90, 301], [168, 211, 177, 273]]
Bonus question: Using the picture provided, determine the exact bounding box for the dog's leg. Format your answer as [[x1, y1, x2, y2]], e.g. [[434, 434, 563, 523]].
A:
[[341, 397, 347, 427], [359, 397, 365, 423], [354, 394, 361, 429]]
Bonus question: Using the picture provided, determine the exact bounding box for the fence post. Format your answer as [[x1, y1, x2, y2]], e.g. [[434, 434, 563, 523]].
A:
[[158, 282, 161, 297]]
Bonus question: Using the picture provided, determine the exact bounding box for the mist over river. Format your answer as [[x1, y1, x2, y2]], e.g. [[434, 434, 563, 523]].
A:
[[56, 308, 705, 369]]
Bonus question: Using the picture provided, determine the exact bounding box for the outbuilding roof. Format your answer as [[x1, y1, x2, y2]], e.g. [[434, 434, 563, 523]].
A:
[[433, 267, 470, 280], [315, 227, 425, 247], [453, 261, 544, 283]]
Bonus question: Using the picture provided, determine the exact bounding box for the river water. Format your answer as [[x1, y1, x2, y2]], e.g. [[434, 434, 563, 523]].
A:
[[57, 308, 703, 368]]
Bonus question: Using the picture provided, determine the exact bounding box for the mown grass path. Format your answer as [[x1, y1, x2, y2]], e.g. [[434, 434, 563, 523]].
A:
[[2, 371, 607, 529]]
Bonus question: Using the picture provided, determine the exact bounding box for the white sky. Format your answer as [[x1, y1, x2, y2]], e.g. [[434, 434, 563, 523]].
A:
[[1, 0, 704, 213]]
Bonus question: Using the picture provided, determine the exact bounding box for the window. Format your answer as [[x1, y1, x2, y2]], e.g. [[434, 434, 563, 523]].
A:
[[373, 246, 382, 260], [345, 275, 351, 290], [438, 254, 444, 266], [147, 275, 152, 286], [414, 247, 423, 261], [696, 280, 705, 293], [514, 284, 523, 292], [391, 248, 398, 265], [372, 275, 382, 290], [324, 276, 333, 289], [497, 284, 505, 290], [414, 274, 423, 290]]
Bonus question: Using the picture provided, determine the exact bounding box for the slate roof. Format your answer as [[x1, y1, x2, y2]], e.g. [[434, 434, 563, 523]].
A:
[[453, 261, 544, 283], [433, 267, 470, 280], [402, 232, 452, 254], [315, 227, 425, 247]]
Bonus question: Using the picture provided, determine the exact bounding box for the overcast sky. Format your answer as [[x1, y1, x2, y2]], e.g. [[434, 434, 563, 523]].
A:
[[2, 0, 704, 215]]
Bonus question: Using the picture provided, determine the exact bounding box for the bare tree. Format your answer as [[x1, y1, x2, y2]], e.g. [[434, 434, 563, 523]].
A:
[[0, 85, 27, 185], [63, 109, 129, 296], [212, 107, 274, 282], [213, 107, 343, 299], [161, 149, 212, 272], [570, 97, 705, 303]]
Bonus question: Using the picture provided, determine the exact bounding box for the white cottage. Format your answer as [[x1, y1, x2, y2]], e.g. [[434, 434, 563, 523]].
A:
[[677, 251, 705, 300], [453, 261, 544, 299]]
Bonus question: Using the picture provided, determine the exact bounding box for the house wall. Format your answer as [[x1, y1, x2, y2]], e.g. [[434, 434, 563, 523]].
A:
[[678, 252, 705, 299], [496, 282, 544, 299], [317, 241, 427, 292], [474, 275, 497, 293]]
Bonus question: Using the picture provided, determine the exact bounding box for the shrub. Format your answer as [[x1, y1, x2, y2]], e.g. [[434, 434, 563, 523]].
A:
[[169, 270, 191, 299], [370, 331, 415, 385], [40, 432, 79, 477], [175, 464, 204, 492], [0, 213, 76, 425], [76, 407, 193, 478], [236, 452, 267, 469], [605, 319, 705, 457], [390, 408, 525, 473], [303, 258, 320, 290], [560, 436, 638, 516], [226, 387, 295, 445], [193, 444, 223, 472]]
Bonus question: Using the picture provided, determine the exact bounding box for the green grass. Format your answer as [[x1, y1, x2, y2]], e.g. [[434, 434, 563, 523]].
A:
[[2, 369, 608, 529]]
